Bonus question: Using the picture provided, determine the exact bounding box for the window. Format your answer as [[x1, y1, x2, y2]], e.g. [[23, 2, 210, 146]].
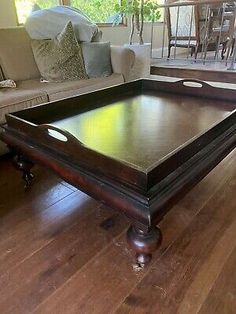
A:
[[157, 0, 165, 23], [15, 0, 120, 25], [70, 0, 121, 24], [15, 0, 163, 25], [15, 0, 60, 24], [143, 0, 165, 23]]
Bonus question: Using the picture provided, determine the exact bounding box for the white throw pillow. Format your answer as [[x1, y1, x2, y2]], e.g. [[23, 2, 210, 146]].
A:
[[25, 6, 102, 42]]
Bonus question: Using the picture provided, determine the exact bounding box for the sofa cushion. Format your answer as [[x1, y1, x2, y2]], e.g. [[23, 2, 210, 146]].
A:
[[0, 27, 40, 81], [31, 21, 87, 82], [0, 89, 48, 124], [18, 73, 124, 101]]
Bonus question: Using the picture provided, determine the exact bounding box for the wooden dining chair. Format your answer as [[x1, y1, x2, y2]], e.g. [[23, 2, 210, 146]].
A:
[[202, 3, 236, 60], [224, 3, 236, 63], [166, 3, 200, 59]]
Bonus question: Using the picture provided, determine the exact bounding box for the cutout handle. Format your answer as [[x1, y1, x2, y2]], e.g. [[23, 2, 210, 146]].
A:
[[183, 81, 203, 88], [47, 129, 68, 142], [177, 79, 210, 89], [38, 124, 82, 146]]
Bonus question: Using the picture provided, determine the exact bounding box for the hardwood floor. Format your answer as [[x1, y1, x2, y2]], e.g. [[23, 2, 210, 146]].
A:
[[0, 150, 235, 314]]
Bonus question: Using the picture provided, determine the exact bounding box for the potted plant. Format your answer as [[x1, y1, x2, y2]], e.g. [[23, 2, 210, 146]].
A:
[[113, 0, 161, 45], [113, 0, 161, 79]]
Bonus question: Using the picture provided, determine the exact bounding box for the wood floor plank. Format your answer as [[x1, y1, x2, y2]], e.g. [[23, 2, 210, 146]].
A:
[[0, 195, 128, 314], [176, 212, 236, 314], [114, 162, 236, 314], [32, 229, 147, 314], [0, 163, 73, 224], [32, 202, 200, 314], [198, 246, 236, 314], [0, 189, 99, 273], [0, 167, 75, 274], [178, 149, 235, 211], [31, 152, 236, 314], [0, 149, 235, 314]]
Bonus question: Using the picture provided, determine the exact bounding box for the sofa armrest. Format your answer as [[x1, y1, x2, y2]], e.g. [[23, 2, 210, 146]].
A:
[[110, 46, 135, 82]]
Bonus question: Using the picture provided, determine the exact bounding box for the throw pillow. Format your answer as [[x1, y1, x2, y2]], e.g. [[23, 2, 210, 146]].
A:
[[26, 6, 101, 43], [0, 80, 16, 88], [81, 42, 112, 79], [31, 21, 87, 82]]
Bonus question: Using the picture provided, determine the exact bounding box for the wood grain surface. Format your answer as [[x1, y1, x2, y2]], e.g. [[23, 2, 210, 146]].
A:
[[0, 148, 235, 314]]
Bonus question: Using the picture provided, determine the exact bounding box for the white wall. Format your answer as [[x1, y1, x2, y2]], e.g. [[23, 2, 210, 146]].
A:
[[0, 0, 164, 49], [0, 0, 18, 27], [102, 22, 165, 50]]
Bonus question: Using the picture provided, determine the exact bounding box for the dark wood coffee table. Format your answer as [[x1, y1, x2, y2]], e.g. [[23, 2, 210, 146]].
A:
[[1, 79, 236, 265]]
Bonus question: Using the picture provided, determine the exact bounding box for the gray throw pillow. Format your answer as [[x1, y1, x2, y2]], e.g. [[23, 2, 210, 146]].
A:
[[31, 21, 87, 82], [81, 42, 112, 78]]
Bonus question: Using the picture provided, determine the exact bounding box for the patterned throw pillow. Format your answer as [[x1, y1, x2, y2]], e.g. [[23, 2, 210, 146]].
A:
[[31, 21, 87, 82], [0, 80, 16, 88]]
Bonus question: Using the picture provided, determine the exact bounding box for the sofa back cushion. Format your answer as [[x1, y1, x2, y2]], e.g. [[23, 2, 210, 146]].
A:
[[0, 27, 40, 81]]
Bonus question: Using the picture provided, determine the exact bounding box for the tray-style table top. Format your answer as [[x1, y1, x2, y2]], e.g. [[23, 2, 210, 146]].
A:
[[3, 79, 236, 193], [52, 93, 234, 171]]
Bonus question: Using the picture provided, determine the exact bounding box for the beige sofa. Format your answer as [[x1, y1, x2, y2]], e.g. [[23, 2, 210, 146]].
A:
[[0, 27, 135, 155]]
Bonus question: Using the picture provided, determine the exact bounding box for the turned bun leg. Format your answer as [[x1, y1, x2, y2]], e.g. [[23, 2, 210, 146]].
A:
[[127, 225, 162, 265], [13, 155, 34, 189]]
